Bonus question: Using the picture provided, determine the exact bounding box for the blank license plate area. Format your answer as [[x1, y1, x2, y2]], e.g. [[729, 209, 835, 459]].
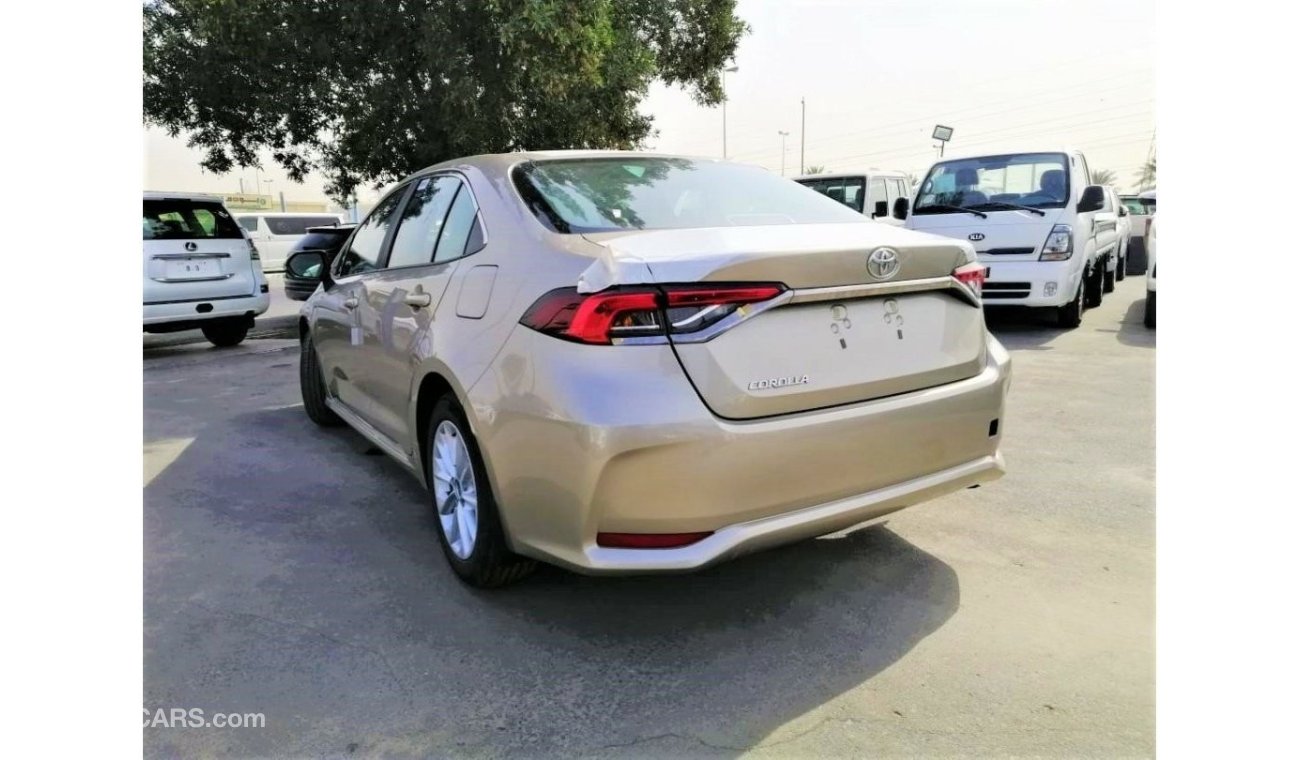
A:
[[164, 257, 222, 280]]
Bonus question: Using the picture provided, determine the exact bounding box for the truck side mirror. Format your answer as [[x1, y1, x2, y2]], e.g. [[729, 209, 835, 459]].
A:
[[1077, 185, 1106, 213], [873, 200, 888, 218], [892, 197, 910, 220]]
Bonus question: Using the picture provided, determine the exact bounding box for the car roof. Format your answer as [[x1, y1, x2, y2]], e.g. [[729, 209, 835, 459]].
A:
[[404, 149, 734, 181], [143, 191, 225, 203], [235, 211, 342, 217], [927, 147, 1081, 164], [791, 170, 908, 181]]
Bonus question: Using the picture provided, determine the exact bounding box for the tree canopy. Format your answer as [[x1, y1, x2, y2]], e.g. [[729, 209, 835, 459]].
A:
[[1090, 168, 1117, 186], [144, 0, 748, 202]]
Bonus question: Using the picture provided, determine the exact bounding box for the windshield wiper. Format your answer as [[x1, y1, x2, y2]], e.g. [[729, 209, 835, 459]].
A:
[[968, 201, 1046, 217], [916, 204, 988, 219]]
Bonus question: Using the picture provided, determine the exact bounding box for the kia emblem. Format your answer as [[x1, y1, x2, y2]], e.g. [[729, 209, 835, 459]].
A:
[[968, 233, 985, 242]]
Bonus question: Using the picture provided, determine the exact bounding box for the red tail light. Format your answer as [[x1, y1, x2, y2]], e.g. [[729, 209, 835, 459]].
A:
[[953, 262, 986, 294], [597, 531, 713, 549], [520, 284, 785, 345]]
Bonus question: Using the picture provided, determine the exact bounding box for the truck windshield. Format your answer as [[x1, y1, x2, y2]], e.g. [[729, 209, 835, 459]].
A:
[[915, 152, 1070, 215]]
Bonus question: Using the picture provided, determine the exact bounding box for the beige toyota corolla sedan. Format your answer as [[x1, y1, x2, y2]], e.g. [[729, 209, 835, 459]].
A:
[[289, 151, 1010, 587]]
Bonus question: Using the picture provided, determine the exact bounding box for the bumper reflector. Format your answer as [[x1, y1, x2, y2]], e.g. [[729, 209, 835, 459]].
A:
[[596, 531, 713, 549]]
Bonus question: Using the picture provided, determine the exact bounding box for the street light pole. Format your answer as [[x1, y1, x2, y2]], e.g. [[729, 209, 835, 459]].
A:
[[800, 97, 806, 175], [778, 130, 790, 176], [721, 65, 738, 159]]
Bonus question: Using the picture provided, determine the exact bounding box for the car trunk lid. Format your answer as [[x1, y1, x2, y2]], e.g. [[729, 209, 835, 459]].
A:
[[580, 223, 988, 419]]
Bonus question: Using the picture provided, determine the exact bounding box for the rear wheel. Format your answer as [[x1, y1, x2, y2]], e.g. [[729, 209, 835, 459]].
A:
[[1144, 291, 1156, 328], [201, 318, 249, 347], [1056, 279, 1084, 328], [300, 334, 342, 426], [1115, 250, 1127, 282], [426, 396, 535, 588], [1084, 262, 1105, 307], [1103, 262, 1116, 293]]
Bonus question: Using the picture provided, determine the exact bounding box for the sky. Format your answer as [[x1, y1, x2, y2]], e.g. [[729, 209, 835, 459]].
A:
[[144, 0, 1155, 204]]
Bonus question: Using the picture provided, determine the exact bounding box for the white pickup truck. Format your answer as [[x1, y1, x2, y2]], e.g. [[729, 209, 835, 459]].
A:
[[899, 149, 1116, 328]]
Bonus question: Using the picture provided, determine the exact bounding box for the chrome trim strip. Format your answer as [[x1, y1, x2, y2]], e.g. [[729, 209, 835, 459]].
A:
[[150, 274, 237, 283], [150, 252, 233, 260], [788, 276, 952, 304], [325, 398, 415, 472]]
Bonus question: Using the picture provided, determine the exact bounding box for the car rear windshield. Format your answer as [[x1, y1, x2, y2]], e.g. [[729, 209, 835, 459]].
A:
[[143, 199, 244, 240], [915, 152, 1071, 213], [290, 229, 351, 254], [513, 157, 864, 233], [1122, 197, 1156, 214], [266, 216, 340, 235]]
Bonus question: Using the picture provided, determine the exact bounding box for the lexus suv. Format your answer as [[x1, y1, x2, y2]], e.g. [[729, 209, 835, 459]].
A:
[[143, 192, 269, 346], [290, 152, 1010, 586]]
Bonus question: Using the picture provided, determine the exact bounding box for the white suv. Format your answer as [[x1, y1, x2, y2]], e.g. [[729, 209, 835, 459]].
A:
[[143, 192, 269, 347]]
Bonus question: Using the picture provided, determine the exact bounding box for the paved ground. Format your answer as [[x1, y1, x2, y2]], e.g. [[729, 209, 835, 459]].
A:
[[143, 278, 1155, 757]]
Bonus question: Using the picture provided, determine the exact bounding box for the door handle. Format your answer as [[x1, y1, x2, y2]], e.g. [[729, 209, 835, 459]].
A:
[[343, 297, 359, 310], [404, 292, 432, 309]]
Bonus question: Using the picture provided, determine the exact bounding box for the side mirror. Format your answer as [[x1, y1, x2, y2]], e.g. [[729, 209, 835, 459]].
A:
[[285, 250, 331, 289], [892, 197, 910, 220], [1118, 206, 1129, 217], [873, 200, 888, 218], [1077, 185, 1106, 213]]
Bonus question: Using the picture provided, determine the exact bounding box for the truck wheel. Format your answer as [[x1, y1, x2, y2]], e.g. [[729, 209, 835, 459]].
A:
[[201, 318, 250, 347], [1144, 292, 1156, 328], [1116, 252, 1127, 282], [1084, 263, 1104, 308], [1103, 264, 1116, 293], [1056, 280, 1084, 328]]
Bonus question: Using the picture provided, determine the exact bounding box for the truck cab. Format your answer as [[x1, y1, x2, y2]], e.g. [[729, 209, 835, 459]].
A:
[[900, 150, 1110, 328], [794, 170, 913, 227]]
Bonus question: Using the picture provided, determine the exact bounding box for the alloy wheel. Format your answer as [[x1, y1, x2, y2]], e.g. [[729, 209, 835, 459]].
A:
[[433, 420, 479, 559]]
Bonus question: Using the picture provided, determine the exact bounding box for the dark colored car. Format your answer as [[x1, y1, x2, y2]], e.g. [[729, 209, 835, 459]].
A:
[[283, 225, 356, 300]]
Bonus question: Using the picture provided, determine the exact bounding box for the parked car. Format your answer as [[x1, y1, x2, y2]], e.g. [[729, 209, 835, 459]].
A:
[[1144, 215, 1157, 328], [290, 151, 1010, 587], [143, 192, 269, 347], [1100, 185, 1133, 292], [283, 224, 356, 301], [901, 149, 1111, 328], [793, 170, 913, 226], [235, 212, 344, 272]]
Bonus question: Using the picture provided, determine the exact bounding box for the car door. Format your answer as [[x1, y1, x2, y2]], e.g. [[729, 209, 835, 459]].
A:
[[358, 174, 484, 447], [311, 187, 410, 425]]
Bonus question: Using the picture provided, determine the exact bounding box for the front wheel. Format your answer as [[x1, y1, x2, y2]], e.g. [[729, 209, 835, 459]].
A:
[[1144, 291, 1156, 328], [426, 396, 535, 588], [1116, 253, 1127, 282], [201, 318, 250, 347], [1103, 264, 1116, 293], [1056, 279, 1084, 328], [1084, 262, 1105, 308]]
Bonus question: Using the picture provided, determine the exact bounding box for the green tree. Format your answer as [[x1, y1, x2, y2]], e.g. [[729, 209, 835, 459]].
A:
[[1090, 168, 1117, 186], [1135, 158, 1157, 190], [144, 0, 748, 202], [803, 165, 827, 175]]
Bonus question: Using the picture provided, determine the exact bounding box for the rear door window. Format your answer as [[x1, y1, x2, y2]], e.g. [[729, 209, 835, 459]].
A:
[[386, 176, 462, 268], [433, 186, 484, 263], [143, 200, 243, 240], [236, 216, 259, 233]]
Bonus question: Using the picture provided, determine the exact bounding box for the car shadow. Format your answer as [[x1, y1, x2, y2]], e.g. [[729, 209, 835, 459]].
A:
[[145, 399, 962, 757], [1115, 296, 1156, 349], [984, 307, 1066, 350]]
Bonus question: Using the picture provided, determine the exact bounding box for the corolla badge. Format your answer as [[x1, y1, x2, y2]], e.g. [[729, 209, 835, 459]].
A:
[[968, 233, 986, 241], [866, 247, 900, 280], [748, 375, 810, 391]]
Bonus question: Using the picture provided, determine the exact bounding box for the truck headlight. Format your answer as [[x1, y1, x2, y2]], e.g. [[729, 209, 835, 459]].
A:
[[1039, 224, 1073, 261]]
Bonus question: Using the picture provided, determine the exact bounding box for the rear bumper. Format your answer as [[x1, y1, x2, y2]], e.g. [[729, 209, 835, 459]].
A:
[[143, 291, 270, 327], [471, 329, 1010, 575], [979, 260, 1083, 308]]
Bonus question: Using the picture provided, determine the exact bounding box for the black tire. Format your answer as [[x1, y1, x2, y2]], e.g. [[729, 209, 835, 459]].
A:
[[300, 334, 342, 426], [1115, 253, 1126, 282], [1084, 261, 1104, 308], [1144, 291, 1156, 328], [1056, 279, 1084, 328], [201, 318, 249, 347], [426, 396, 535, 588], [1103, 263, 1116, 293]]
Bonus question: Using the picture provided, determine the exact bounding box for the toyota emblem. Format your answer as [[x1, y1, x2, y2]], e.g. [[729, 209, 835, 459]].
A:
[[867, 248, 901, 281]]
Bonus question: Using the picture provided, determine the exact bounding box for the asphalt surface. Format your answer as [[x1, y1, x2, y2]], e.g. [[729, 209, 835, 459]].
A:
[[143, 278, 1155, 757]]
